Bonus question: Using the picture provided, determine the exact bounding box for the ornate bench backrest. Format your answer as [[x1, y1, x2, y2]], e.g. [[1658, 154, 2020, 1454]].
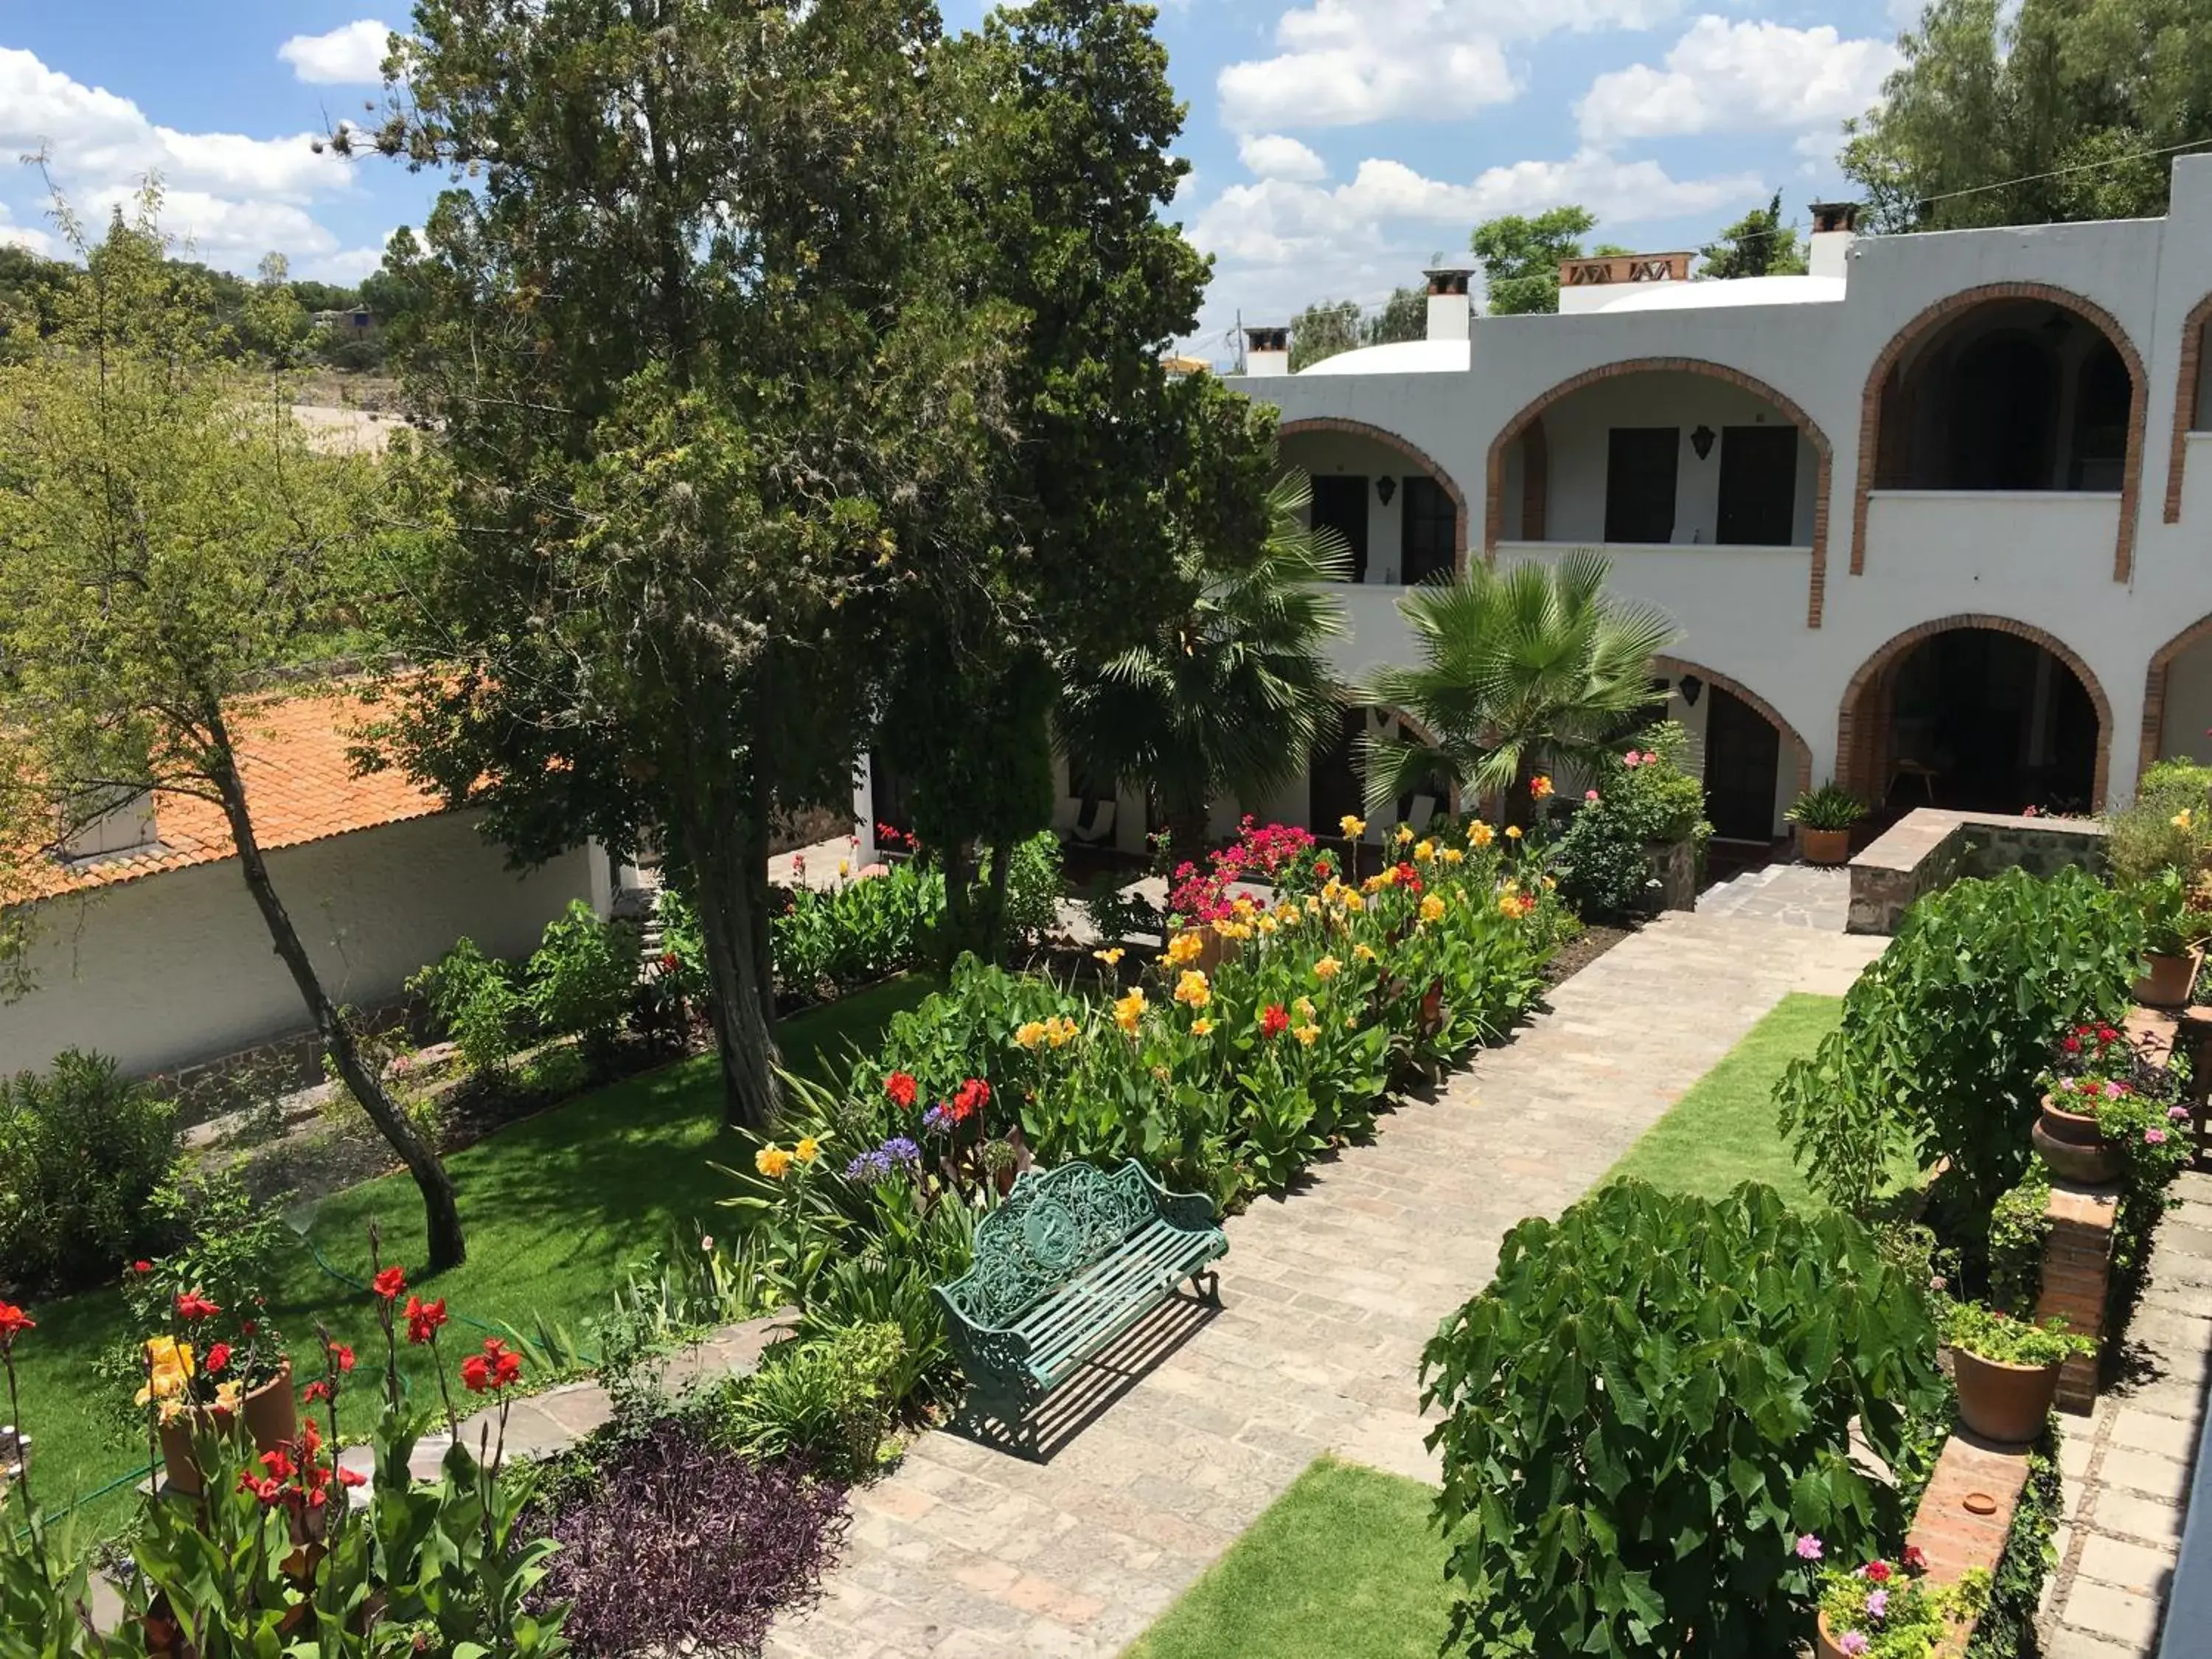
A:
[[945, 1161, 1155, 1328]]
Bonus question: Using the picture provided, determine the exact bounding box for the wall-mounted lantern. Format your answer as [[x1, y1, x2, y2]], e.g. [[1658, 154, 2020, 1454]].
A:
[[1690, 425, 1716, 461], [1376, 476, 1397, 506], [1677, 673, 1703, 707]]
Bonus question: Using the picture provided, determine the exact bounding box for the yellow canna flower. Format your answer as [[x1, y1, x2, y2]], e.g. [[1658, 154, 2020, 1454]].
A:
[[1174, 969, 1211, 1009], [1505, 825, 1523, 841], [1276, 903, 1301, 926], [756, 1145, 794, 1179], [1214, 918, 1253, 941], [1343, 891, 1366, 914], [1498, 893, 1523, 918], [212, 1380, 243, 1413], [1190, 1018, 1216, 1038], [2174, 810, 2194, 829], [1256, 913, 1279, 935], [1413, 838, 1435, 861], [1420, 893, 1446, 922], [1046, 1015, 1079, 1048], [1294, 996, 1316, 1022], [1293, 1023, 1321, 1047], [795, 1136, 821, 1165], [1094, 947, 1124, 967], [1305, 895, 1324, 916], [1114, 988, 1147, 1032], [838, 860, 850, 877], [1166, 931, 1206, 967], [1542, 875, 1557, 891], [1339, 814, 1366, 839], [1015, 1020, 1048, 1049], [1396, 824, 1414, 845], [1441, 846, 1465, 866], [1314, 954, 1341, 981], [135, 1335, 196, 1407], [1353, 942, 1377, 961], [1232, 896, 1256, 919], [1470, 821, 1495, 848]]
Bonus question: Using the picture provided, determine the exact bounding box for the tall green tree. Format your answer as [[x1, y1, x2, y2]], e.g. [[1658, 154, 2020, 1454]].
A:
[[1057, 473, 1347, 859], [1842, 0, 2209, 230], [0, 195, 468, 1268], [356, 0, 1008, 1132], [1287, 285, 1427, 371], [1361, 550, 1678, 818], [1470, 206, 1599, 316], [1699, 191, 1808, 279], [876, 0, 1276, 960]]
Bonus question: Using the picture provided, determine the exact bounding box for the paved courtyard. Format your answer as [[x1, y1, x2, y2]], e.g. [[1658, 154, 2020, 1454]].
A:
[[768, 912, 1884, 1658], [1697, 860, 1851, 929]]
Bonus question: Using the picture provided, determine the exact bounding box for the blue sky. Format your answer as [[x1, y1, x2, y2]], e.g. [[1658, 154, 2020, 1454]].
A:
[[1, 1, 1918, 361]]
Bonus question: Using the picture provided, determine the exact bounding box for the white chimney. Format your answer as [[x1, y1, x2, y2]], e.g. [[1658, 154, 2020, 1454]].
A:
[[1242, 325, 1290, 378], [1424, 264, 1474, 341], [1807, 201, 1858, 282]]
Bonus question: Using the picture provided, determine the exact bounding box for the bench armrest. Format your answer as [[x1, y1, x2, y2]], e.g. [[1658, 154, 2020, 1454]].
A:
[[1124, 1158, 1221, 1234], [931, 1281, 1036, 1386]]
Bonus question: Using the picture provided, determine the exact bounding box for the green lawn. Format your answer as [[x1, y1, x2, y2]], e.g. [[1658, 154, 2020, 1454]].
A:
[[1126, 1457, 1457, 1659], [10, 977, 931, 1530]]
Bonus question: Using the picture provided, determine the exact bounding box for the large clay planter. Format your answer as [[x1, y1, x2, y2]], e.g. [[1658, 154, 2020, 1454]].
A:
[[1815, 1612, 1854, 1659], [2031, 1095, 2124, 1186], [1951, 1346, 2062, 1444], [1798, 827, 1852, 867], [2133, 947, 2202, 1009], [157, 1362, 296, 1494]]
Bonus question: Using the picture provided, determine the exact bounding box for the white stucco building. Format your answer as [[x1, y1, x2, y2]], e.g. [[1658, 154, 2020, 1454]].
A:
[[1135, 154, 2212, 849], [0, 690, 602, 1081]]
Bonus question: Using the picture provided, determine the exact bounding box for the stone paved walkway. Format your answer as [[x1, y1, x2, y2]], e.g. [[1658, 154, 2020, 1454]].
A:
[[767, 912, 1884, 1659], [2042, 1169, 2212, 1658], [1697, 861, 1851, 930]]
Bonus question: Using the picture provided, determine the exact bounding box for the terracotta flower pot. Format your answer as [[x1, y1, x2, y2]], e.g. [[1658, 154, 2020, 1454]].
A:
[[2031, 1095, 2124, 1186], [2133, 947, 2202, 1009], [1798, 827, 1852, 867], [1815, 1610, 1854, 1659], [1951, 1346, 2062, 1444], [157, 1361, 296, 1495]]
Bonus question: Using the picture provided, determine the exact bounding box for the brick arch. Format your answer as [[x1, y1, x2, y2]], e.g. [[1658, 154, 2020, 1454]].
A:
[[1481, 357, 1834, 630], [1651, 655, 1816, 802], [2136, 610, 2212, 781], [2163, 291, 2212, 524], [1279, 417, 1470, 571], [1836, 614, 2113, 810], [1851, 282, 2150, 582]]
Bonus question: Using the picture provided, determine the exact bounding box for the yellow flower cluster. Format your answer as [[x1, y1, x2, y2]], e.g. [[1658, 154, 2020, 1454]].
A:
[[1339, 814, 1366, 838], [1413, 838, 1435, 861], [1190, 1017, 1216, 1038], [1174, 969, 1212, 1009], [1165, 931, 1207, 967], [1293, 1023, 1321, 1046], [1114, 988, 1147, 1032], [1015, 1020, 1048, 1048], [1093, 946, 1124, 967], [2174, 808, 2195, 830], [136, 1335, 195, 1411], [1419, 893, 1446, 923], [1017, 1017, 1082, 1049], [1313, 954, 1341, 981], [1470, 822, 1495, 848], [753, 1138, 819, 1180], [1441, 846, 1466, 866], [1353, 942, 1377, 962]]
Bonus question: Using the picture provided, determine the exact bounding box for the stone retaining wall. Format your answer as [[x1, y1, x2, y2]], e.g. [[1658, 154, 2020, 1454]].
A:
[[1846, 809, 2109, 934]]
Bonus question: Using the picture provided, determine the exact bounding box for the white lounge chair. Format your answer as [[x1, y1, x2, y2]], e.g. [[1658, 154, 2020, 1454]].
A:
[[1070, 799, 1118, 846]]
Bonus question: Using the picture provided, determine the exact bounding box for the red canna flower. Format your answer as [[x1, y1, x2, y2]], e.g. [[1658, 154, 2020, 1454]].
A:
[[260, 1447, 295, 1483], [1259, 1004, 1290, 1040], [404, 1295, 448, 1346], [461, 1337, 524, 1394], [302, 1380, 332, 1404], [204, 1342, 231, 1375], [174, 1290, 220, 1321], [371, 1265, 407, 1302], [951, 1078, 990, 1121], [237, 1472, 285, 1505], [884, 1071, 919, 1110], [337, 1464, 366, 1488], [0, 1303, 32, 1348], [330, 1343, 356, 1373]]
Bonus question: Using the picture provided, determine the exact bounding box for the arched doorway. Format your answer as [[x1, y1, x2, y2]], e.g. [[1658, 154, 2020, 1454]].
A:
[[2164, 291, 2212, 522], [1652, 658, 1814, 844], [1308, 706, 1453, 836], [1839, 620, 2110, 814], [1854, 283, 2147, 581]]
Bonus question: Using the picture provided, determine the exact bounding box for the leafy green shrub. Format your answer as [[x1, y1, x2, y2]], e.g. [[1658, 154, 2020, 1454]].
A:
[[1938, 1299, 2095, 1366], [773, 861, 945, 1001], [1420, 1182, 1942, 1659], [2105, 759, 2212, 885], [722, 1322, 905, 1481], [407, 936, 529, 1075], [988, 830, 1065, 950], [1785, 782, 1867, 832], [1549, 723, 1711, 919], [527, 900, 641, 1066], [1776, 867, 2142, 1222], [1077, 872, 1163, 950], [0, 1050, 179, 1294], [1987, 1161, 2053, 1314]]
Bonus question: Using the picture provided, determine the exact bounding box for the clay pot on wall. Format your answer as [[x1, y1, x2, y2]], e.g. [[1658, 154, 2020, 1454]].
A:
[[156, 1362, 296, 1495], [1799, 827, 1852, 867], [2031, 1095, 2124, 1186], [1950, 1347, 2063, 1444], [2133, 947, 2201, 1009]]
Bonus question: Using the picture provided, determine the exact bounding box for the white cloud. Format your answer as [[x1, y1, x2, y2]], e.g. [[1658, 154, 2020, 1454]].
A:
[[296, 238, 394, 285], [1239, 133, 1328, 183], [0, 201, 53, 257], [82, 185, 339, 262], [1578, 17, 1898, 144], [278, 20, 394, 87], [1218, 0, 1682, 133]]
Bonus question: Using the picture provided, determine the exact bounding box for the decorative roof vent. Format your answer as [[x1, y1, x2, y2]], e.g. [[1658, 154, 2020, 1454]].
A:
[[1423, 262, 1477, 342], [1557, 251, 1694, 313], [61, 787, 157, 863]]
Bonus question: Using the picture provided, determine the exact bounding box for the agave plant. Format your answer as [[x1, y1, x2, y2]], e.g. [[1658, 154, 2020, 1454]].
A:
[[1361, 549, 1678, 817]]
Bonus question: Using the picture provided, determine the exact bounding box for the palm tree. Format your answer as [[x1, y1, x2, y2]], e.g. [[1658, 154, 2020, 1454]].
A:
[[1058, 472, 1348, 860], [1361, 549, 1679, 819]]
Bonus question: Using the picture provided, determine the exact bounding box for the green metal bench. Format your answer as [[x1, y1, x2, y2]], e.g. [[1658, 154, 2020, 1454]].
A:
[[933, 1159, 1226, 1451]]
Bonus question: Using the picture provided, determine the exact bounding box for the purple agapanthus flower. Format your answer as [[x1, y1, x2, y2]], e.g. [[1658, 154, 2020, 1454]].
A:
[[922, 1103, 956, 1134], [883, 1136, 921, 1164], [844, 1149, 894, 1183]]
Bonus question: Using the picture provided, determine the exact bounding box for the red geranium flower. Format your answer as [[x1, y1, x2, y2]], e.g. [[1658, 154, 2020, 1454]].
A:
[[131, 1260, 153, 1275], [404, 1295, 448, 1346], [204, 1342, 232, 1375], [1259, 1004, 1290, 1039], [0, 1303, 33, 1347], [371, 1265, 407, 1302], [1863, 1560, 1892, 1583], [175, 1290, 221, 1321], [1902, 1545, 1928, 1573], [951, 1078, 990, 1121], [884, 1071, 919, 1110]]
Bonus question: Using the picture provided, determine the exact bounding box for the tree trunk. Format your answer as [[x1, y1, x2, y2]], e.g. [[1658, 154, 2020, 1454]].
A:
[[937, 836, 980, 967], [678, 798, 782, 1134], [982, 836, 1015, 964], [1166, 801, 1212, 870], [204, 714, 465, 1270]]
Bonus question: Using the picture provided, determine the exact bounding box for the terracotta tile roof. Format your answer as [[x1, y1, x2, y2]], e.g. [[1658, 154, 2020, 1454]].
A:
[[27, 689, 448, 900]]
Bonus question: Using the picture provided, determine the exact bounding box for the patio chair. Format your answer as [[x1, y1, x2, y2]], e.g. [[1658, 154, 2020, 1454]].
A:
[[1408, 795, 1437, 831], [1070, 799, 1118, 846]]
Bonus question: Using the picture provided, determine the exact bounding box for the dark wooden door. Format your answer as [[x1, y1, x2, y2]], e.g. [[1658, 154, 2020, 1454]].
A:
[[1308, 709, 1366, 832], [1716, 425, 1799, 546], [1703, 686, 1780, 843], [1604, 428, 1679, 543], [1309, 476, 1369, 583], [1399, 476, 1456, 584]]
